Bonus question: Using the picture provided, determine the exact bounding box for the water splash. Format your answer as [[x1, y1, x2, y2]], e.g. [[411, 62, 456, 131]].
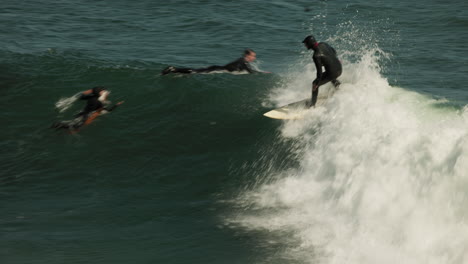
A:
[[55, 93, 80, 113], [231, 43, 468, 264]]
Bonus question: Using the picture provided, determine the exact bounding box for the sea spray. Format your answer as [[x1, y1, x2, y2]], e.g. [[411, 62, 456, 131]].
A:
[[232, 47, 468, 263], [55, 93, 81, 113]]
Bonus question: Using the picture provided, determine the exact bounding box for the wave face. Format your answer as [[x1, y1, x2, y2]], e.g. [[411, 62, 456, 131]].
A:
[[2, 0, 468, 264]]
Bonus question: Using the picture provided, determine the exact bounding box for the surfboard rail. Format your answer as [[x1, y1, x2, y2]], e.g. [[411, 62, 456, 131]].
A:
[[263, 98, 326, 120]]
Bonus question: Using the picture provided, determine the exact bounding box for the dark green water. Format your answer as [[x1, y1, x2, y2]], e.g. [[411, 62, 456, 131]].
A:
[[2, 1, 468, 263]]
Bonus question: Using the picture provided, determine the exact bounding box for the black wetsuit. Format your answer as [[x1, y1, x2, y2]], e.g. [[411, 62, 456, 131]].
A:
[[311, 42, 342, 106], [78, 93, 104, 118], [52, 93, 119, 130], [162, 57, 256, 75]]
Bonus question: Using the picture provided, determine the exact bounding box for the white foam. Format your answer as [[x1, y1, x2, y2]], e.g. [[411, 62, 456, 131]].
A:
[[233, 48, 468, 263], [55, 93, 80, 113]]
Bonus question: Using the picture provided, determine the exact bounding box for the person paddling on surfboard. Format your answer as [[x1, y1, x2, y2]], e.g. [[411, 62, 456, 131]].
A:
[[52, 86, 124, 130], [161, 49, 268, 75], [303, 35, 342, 107]]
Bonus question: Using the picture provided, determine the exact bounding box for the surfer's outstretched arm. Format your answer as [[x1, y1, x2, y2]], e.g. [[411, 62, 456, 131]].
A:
[[104, 101, 124, 112], [80, 86, 106, 100], [82, 89, 93, 95]]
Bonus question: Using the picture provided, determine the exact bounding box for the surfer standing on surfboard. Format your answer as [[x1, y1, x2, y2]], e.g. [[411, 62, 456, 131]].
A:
[[161, 49, 267, 75], [51, 86, 124, 130], [303, 35, 342, 108]]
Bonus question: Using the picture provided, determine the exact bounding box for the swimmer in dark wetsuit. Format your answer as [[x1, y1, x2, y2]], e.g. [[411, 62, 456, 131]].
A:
[[303, 35, 342, 107], [161, 49, 264, 75], [51, 86, 124, 130]]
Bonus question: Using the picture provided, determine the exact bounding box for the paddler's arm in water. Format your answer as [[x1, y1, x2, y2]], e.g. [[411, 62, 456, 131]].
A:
[[251, 66, 272, 74], [245, 62, 271, 74], [104, 101, 124, 112]]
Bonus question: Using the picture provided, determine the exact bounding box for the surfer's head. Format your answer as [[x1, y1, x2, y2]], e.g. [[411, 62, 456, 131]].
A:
[[303, 35, 317, 50], [92, 86, 106, 96], [243, 49, 256, 62]]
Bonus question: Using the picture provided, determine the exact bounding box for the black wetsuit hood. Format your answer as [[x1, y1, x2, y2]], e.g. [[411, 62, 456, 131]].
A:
[[92, 86, 105, 97], [303, 35, 317, 50]]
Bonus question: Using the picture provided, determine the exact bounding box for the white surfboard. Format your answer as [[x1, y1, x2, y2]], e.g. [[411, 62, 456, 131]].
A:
[[263, 98, 327, 120]]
